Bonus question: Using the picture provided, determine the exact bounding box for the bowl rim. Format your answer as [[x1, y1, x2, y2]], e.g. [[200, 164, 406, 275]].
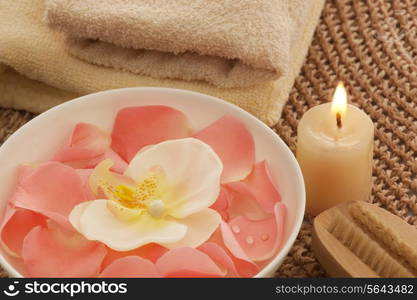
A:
[[0, 87, 305, 278]]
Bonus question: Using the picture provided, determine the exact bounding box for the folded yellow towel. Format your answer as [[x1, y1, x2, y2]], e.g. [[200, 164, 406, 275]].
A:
[[0, 65, 77, 112], [0, 0, 325, 126]]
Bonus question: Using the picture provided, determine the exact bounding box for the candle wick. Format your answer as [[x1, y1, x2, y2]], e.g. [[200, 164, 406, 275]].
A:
[[336, 112, 342, 129]]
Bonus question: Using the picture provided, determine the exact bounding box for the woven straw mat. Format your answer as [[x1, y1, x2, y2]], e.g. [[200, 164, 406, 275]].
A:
[[0, 0, 417, 277]]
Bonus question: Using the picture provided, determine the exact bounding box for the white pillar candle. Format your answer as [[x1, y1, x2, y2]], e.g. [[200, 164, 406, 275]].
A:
[[296, 82, 374, 216]]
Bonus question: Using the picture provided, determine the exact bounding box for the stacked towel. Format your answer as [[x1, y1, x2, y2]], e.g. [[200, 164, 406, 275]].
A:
[[45, 0, 293, 88], [0, 0, 325, 126], [0, 65, 77, 112]]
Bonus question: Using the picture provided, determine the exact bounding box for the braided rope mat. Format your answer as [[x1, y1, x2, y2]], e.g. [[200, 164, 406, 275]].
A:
[[0, 0, 416, 278]]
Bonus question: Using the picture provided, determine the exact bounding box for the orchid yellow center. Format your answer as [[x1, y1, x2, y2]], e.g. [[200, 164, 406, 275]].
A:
[[114, 173, 159, 208], [100, 170, 168, 219], [113, 185, 145, 209]]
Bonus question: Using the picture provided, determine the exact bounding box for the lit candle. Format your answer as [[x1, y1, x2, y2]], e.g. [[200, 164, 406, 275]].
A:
[[296, 82, 374, 216]]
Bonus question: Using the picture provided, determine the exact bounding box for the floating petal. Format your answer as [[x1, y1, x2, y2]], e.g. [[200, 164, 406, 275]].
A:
[[194, 116, 255, 183], [228, 202, 286, 261], [239, 161, 281, 213], [53, 123, 110, 168], [22, 223, 107, 277], [102, 243, 168, 268], [12, 162, 88, 229], [100, 256, 160, 278], [0, 209, 46, 257], [198, 242, 238, 277], [219, 221, 260, 277], [111, 106, 190, 162], [156, 247, 224, 277]]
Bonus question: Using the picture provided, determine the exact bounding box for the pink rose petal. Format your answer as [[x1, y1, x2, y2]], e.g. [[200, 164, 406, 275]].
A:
[[53, 123, 110, 168], [22, 223, 107, 277], [156, 247, 224, 278], [12, 162, 88, 229], [1, 209, 46, 257], [102, 243, 168, 268], [224, 161, 281, 220], [241, 161, 281, 213], [0, 204, 15, 231], [228, 202, 286, 262], [111, 106, 190, 162], [225, 182, 271, 221], [16, 164, 37, 183], [70, 123, 110, 150], [219, 222, 260, 277], [271, 202, 286, 256], [193, 115, 255, 183], [75, 169, 96, 201], [210, 186, 231, 221], [100, 256, 161, 278], [198, 242, 238, 277], [227, 217, 274, 262]]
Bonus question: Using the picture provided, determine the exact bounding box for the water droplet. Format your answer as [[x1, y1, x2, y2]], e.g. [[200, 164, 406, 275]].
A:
[[232, 225, 240, 234], [261, 234, 270, 241], [246, 236, 254, 245]]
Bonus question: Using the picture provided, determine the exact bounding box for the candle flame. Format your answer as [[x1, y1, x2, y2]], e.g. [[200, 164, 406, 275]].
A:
[[331, 81, 347, 116]]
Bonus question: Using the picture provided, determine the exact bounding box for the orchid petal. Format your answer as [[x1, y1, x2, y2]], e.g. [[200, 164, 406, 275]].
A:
[[193, 116, 255, 183], [156, 247, 224, 277], [22, 223, 107, 277], [111, 106, 190, 162], [70, 200, 187, 251], [12, 162, 88, 229], [162, 209, 220, 249], [85, 150, 128, 175], [68, 201, 91, 232], [125, 138, 222, 218], [100, 256, 161, 278], [88, 159, 136, 200], [103, 149, 128, 173]]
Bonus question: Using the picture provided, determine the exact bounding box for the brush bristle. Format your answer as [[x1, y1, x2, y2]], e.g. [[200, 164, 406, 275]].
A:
[[330, 212, 414, 277], [350, 202, 417, 272]]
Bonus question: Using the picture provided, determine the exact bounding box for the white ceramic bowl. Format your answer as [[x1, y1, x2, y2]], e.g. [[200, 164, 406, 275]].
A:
[[0, 87, 305, 277]]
